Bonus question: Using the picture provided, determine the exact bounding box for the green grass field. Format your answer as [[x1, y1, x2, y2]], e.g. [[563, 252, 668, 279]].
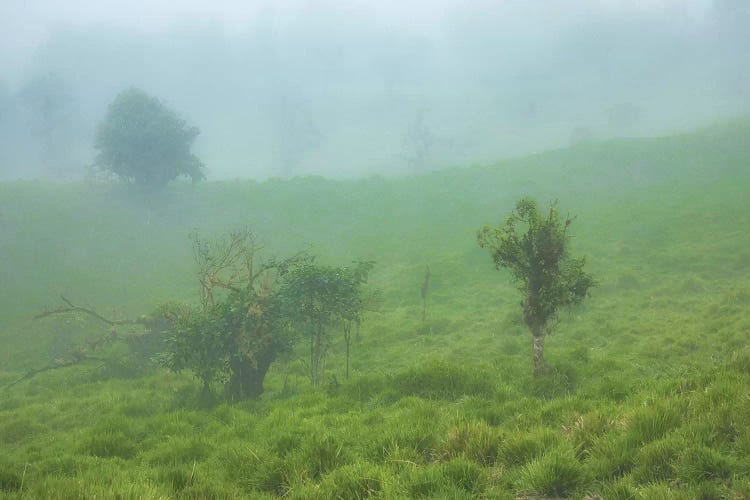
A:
[[1, 118, 749, 498]]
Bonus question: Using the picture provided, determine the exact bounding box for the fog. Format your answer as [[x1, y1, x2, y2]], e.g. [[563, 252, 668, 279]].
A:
[[1, 0, 748, 180]]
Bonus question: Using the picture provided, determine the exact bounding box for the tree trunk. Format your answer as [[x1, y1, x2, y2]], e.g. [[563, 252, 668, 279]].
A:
[[227, 343, 276, 400], [532, 332, 547, 376]]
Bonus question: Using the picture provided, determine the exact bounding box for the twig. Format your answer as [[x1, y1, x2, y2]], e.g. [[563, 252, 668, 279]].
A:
[[34, 295, 147, 326], [3, 355, 105, 390]]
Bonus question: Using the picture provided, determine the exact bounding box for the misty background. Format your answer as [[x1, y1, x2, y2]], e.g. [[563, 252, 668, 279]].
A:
[[0, 0, 748, 180]]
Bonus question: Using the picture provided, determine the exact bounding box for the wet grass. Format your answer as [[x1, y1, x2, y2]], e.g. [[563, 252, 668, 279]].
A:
[[1, 119, 749, 497]]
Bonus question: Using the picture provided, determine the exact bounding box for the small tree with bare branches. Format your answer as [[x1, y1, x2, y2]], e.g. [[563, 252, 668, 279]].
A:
[[161, 230, 304, 400]]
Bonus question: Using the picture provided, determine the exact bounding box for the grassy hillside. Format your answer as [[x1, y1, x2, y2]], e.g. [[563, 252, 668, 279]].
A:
[[1, 119, 749, 498]]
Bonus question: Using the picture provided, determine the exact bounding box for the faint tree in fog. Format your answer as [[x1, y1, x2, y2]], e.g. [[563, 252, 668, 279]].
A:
[[93, 87, 205, 191], [17, 73, 75, 176], [402, 110, 435, 172], [273, 95, 323, 176], [478, 198, 596, 376]]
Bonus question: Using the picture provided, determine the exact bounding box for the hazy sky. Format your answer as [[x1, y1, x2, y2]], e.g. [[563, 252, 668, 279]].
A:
[[1, 0, 744, 181], [1, 0, 712, 76]]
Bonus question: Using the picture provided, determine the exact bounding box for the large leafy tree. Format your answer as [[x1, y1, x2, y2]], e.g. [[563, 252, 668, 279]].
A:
[[94, 87, 205, 190], [478, 198, 595, 376]]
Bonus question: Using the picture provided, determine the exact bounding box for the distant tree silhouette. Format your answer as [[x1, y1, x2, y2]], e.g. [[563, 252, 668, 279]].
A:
[[94, 87, 205, 191]]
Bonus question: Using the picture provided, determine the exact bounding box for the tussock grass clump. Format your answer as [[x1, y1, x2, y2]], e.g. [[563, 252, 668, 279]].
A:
[[441, 456, 486, 493], [80, 430, 138, 459], [563, 410, 615, 459], [392, 360, 496, 401], [587, 434, 636, 480], [0, 417, 48, 445], [403, 464, 445, 498], [501, 427, 562, 467], [439, 420, 502, 465], [368, 408, 443, 464], [0, 460, 22, 493], [599, 477, 636, 500], [530, 364, 578, 399], [515, 446, 587, 498], [145, 435, 212, 465], [731, 347, 750, 375], [626, 399, 682, 445], [319, 462, 385, 499], [631, 436, 682, 484], [676, 446, 734, 485], [220, 443, 288, 495], [299, 433, 352, 479]]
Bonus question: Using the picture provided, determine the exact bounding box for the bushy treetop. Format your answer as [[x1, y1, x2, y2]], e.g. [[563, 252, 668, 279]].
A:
[[94, 87, 205, 190]]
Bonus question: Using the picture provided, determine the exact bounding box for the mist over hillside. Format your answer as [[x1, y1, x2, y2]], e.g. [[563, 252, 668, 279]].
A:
[[1, 0, 748, 180]]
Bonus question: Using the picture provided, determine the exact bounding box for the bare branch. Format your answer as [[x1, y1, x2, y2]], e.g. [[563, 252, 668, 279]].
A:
[[34, 295, 148, 326]]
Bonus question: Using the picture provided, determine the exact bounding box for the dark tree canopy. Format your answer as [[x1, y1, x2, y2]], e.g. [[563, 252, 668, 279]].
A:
[[478, 198, 595, 375], [94, 87, 205, 190]]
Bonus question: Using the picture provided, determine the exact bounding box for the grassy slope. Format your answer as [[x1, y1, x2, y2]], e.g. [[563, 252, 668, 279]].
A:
[[0, 118, 749, 498]]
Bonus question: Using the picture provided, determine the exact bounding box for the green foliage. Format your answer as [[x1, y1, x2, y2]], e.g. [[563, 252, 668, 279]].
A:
[[160, 230, 300, 400], [478, 198, 595, 374], [94, 87, 205, 190], [280, 259, 374, 385]]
